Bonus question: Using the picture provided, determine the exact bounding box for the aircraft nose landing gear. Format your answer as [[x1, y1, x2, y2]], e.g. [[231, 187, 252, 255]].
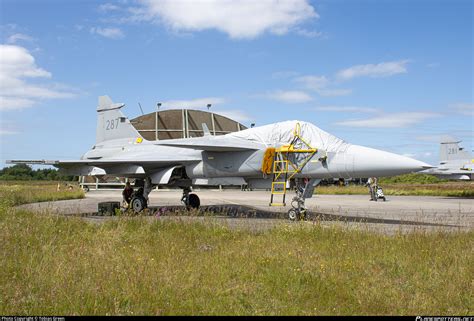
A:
[[288, 196, 307, 221], [287, 178, 320, 221]]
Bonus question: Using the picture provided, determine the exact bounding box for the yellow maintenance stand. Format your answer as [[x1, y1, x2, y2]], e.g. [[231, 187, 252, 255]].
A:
[[261, 123, 318, 206]]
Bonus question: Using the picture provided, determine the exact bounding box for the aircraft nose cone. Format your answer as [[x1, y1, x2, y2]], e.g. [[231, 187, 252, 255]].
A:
[[348, 145, 432, 177]]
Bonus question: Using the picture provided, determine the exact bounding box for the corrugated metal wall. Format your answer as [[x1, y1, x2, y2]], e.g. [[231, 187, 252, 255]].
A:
[[130, 109, 247, 141]]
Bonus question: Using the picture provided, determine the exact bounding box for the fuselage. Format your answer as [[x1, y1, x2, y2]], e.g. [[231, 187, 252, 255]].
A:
[[81, 120, 431, 182]]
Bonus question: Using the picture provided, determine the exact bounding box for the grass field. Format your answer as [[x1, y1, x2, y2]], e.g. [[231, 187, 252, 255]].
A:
[[0, 181, 84, 206], [0, 181, 473, 315], [316, 182, 474, 198], [315, 174, 474, 197]]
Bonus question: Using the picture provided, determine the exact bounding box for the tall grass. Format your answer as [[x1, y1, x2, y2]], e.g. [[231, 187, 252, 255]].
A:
[[379, 173, 448, 184], [0, 181, 84, 206], [1, 207, 472, 315], [0, 181, 472, 315]]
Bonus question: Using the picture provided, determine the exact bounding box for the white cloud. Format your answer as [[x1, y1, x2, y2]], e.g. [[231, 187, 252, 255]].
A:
[[263, 90, 312, 103], [90, 27, 124, 39], [0, 44, 77, 111], [294, 75, 352, 97], [450, 103, 474, 116], [315, 106, 378, 113], [98, 3, 121, 12], [294, 75, 328, 90], [0, 96, 36, 110], [132, 0, 318, 39], [334, 112, 439, 128], [336, 60, 410, 80], [0, 45, 50, 78], [6, 33, 34, 44], [162, 97, 226, 109], [294, 28, 322, 38], [216, 109, 252, 123], [317, 88, 353, 97]]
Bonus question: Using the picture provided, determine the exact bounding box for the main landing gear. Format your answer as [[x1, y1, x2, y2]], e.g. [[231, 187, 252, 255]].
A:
[[128, 186, 201, 213], [129, 187, 148, 213], [126, 169, 201, 213], [181, 187, 200, 209]]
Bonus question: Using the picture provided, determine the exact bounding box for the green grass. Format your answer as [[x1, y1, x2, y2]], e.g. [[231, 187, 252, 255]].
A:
[[378, 173, 448, 184], [0, 181, 84, 206], [316, 182, 474, 198], [0, 180, 472, 315], [0, 207, 472, 315], [315, 174, 474, 197]]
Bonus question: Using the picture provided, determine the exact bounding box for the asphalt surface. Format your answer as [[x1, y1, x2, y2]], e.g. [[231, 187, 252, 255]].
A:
[[17, 189, 473, 235]]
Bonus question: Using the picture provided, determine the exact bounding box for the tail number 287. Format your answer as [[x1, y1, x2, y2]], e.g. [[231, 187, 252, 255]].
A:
[[106, 118, 120, 130]]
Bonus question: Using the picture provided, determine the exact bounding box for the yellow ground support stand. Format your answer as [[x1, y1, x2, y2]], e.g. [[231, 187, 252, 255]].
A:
[[268, 123, 318, 206]]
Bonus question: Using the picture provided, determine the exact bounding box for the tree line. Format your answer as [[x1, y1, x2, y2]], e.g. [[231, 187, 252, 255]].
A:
[[0, 164, 75, 181]]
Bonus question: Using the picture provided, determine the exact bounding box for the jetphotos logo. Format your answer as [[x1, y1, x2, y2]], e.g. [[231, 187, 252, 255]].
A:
[[416, 317, 473, 321]]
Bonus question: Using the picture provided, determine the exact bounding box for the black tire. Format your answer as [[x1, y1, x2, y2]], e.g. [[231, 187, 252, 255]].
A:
[[383, 197, 386, 202], [288, 208, 298, 221], [83, 186, 90, 193], [187, 193, 200, 209], [131, 196, 147, 213]]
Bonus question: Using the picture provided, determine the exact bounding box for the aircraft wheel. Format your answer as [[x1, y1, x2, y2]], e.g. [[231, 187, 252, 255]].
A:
[[131, 196, 147, 213], [186, 193, 200, 209], [288, 208, 298, 221]]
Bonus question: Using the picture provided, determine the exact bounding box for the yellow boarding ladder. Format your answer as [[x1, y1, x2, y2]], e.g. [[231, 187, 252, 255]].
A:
[[267, 123, 318, 206]]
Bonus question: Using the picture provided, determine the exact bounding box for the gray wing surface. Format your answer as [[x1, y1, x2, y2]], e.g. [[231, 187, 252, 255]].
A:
[[7, 158, 200, 167], [155, 136, 263, 151], [6, 158, 201, 176]]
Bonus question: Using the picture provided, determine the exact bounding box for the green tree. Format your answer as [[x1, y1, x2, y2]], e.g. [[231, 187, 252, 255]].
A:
[[0, 164, 75, 181]]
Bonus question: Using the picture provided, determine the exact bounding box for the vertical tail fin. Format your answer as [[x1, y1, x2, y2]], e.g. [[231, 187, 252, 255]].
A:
[[439, 137, 471, 162], [96, 95, 142, 143]]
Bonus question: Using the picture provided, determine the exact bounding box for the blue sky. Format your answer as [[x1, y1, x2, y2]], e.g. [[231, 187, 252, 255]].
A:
[[0, 0, 472, 167]]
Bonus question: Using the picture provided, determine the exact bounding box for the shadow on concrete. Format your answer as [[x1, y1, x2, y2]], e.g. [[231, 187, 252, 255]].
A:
[[146, 204, 459, 228]]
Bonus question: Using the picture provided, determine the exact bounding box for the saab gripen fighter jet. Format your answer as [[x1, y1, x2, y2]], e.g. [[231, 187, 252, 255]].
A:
[[422, 137, 473, 180], [8, 96, 432, 218]]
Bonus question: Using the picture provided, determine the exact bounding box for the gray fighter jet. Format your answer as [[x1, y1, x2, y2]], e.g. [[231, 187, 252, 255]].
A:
[[8, 96, 432, 217], [422, 137, 473, 180]]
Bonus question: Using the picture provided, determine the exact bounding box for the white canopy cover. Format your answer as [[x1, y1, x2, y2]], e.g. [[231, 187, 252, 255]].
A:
[[230, 120, 350, 153]]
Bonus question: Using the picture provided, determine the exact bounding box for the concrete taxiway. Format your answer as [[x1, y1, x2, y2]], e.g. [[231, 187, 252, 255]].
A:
[[17, 189, 473, 234]]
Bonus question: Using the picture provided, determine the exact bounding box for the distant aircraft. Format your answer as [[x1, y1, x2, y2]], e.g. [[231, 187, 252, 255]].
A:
[[8, 96, 432, 218], [422, 137, 473, 180]]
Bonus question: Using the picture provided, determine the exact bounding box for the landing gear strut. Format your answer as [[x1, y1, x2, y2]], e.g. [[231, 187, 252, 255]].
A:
[[288, 183, 307, 221], [128, 177, 152, 213], [181, 187, 200, 209], [287, 178, 320, 221]]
